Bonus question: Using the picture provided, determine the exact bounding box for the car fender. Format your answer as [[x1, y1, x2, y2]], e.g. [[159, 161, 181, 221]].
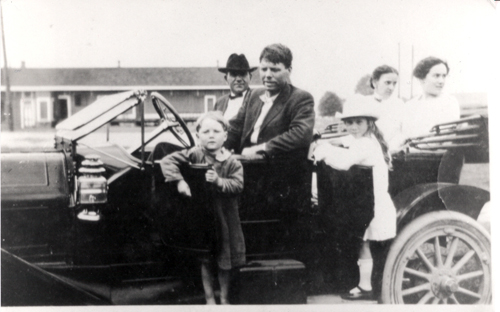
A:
[[393, 182, 490, 232], [1, 249, 109, 306]]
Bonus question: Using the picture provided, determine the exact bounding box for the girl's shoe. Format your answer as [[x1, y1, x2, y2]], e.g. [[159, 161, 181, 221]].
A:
[[340, 286, 373, 301]]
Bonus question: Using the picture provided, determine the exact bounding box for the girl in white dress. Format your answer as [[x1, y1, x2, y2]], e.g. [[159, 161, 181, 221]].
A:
[[314, 95, 396, 300]]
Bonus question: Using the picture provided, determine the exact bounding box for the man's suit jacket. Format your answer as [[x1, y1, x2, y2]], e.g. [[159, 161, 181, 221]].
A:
[[225, 84, 315, 159], [214, 89, 252, 115]]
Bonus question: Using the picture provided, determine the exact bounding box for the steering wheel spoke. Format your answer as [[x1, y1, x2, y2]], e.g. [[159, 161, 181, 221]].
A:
[[151, 92, 195, 148]]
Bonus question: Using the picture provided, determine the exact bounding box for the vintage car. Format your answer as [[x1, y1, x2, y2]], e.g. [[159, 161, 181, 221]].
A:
[[1, 90, 491, 305]]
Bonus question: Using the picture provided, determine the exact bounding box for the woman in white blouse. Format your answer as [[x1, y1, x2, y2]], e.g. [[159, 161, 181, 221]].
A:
[[369, 65, 405, 152], [403, 57, 461, 139]]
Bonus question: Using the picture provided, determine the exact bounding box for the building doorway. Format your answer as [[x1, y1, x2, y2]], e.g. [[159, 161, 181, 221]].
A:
[[1, 98, 5, 123], [53, 95, 71, 127], [21, 94, 36, 128]]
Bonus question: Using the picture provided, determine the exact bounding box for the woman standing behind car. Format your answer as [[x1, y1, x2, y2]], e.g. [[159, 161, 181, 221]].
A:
[[369, 65, 406, 152], [403, 57, 461, 139]]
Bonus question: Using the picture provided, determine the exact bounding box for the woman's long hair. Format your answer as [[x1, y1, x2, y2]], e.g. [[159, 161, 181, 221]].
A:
[[366, 119, 392, 169]]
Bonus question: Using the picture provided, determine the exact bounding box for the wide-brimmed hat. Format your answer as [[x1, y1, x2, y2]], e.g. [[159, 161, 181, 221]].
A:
[[341, 94, 380, 120], [218, 53, 257, 73]]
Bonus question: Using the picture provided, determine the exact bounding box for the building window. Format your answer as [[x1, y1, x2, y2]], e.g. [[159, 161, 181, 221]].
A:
[[36, 97, 52, 123], [39, 101, 48, 120], [204, 95, 216, 112]]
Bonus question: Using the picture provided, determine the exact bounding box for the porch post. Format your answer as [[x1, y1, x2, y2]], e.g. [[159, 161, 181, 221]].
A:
[[1, 2, 14, 131]]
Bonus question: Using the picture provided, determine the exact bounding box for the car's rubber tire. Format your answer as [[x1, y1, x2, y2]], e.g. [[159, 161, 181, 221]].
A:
[[381, 210, 491, 304]]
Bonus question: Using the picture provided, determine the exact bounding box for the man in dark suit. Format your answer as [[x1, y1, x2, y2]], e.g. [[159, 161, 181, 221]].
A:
[[214, 54, 257, 120], [225, 43, 315, 223], [225, 43, 315, 160]]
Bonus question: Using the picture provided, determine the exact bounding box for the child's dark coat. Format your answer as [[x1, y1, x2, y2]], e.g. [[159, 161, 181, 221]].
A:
[[160, 147, 246, 270]]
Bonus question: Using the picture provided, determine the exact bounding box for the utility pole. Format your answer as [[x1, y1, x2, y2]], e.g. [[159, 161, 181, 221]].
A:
[[0, 1, 13, 131], [397, 42, 401, 98], [410, 45, 414, 99]]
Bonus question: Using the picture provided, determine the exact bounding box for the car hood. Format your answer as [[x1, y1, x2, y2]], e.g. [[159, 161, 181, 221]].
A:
[[56, 90, 144, 141]]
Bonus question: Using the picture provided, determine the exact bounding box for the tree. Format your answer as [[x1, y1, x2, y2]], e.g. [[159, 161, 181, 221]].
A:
[[318, 91, 343, 117], [354, 74, 374, 96]]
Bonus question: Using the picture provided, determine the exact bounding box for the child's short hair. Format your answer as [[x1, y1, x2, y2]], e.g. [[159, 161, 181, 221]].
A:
[[195, 111, 229, 132]]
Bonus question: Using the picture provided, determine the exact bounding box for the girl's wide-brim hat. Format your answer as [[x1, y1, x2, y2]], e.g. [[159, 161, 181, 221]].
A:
[[341, 94, 380, 120]]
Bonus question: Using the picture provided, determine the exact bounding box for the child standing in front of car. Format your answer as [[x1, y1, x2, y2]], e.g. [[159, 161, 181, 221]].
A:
[[314, 95, 396, 301], [160, 111, 245, 305]]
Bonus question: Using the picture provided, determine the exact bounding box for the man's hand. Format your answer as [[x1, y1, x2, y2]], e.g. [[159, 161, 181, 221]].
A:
[[177, 180, 192, 197], [241, 143, 266, 156], [205, 169, 221, 186]]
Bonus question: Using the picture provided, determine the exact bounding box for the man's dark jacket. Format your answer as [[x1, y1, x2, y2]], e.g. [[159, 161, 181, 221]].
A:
[[225, 83, 315, 159], [225, 83, 315, 217]]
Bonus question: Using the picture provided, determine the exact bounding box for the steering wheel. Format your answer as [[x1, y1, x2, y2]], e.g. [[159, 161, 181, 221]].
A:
[[151, 92, 195, 148]]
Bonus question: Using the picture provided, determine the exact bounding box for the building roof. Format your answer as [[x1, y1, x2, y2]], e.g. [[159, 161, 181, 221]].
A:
[[0, 67, 260, 91]]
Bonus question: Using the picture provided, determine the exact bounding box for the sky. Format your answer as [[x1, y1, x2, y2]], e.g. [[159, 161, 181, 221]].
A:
[[1, 0, 499, 102]]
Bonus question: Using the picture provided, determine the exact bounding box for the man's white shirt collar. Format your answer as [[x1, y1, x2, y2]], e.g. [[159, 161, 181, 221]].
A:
[[223, 90, 248, 120], [230, 90, 248, 99], [250, 92, 280, 144], [259, 92, 279, 104]]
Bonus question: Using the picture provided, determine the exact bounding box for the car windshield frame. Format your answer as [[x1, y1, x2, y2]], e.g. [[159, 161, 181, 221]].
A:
[[56, 90, 143, 142], [54, 90, 193, 171]]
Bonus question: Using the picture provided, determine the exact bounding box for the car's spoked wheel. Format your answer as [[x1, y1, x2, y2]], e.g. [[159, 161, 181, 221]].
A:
[[381, 211, 491, 304]]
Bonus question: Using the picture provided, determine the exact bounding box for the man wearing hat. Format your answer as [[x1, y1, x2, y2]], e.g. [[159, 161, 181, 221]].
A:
[[225, 43, 315, 219], [225, 44, 314, 159], [214, 53, 257, 120]]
